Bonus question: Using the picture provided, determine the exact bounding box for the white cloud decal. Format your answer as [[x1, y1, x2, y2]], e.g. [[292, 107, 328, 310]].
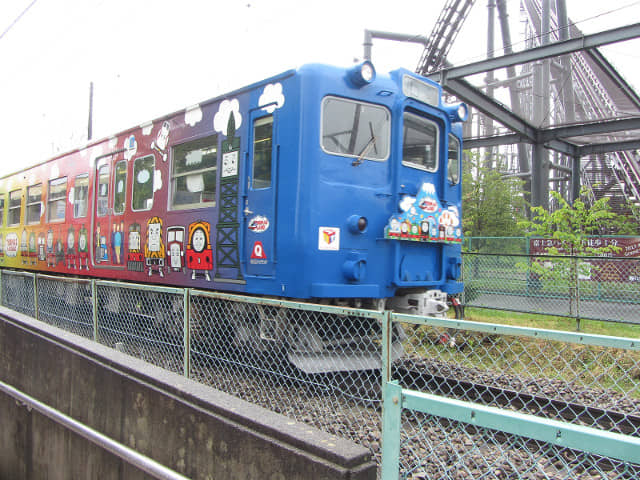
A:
[[108, 137, 118, 149], [214, 99, 242, 135], [141, 122, 154, 136], [50, 164, 59, 180], [399, 196, 416, 212], [154, 169, 163, 192], [259, 83, 285, 113], [185, 105, 203, 127]]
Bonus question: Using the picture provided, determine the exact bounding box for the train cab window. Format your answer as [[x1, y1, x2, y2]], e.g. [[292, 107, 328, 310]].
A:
[[74, 174, 89, 218], [114, 161, 127, 214], [0, 196, 4, 227], [252, 116, 273, 189], [97, 165, 110, 216], [402, 112, 439, 172], [170, 135, 217, 209], [448, 134, 461, 185], [321, 97, 390, 161], [47, 177, 67, 222], [132, 155, 155, 211], [8, 190, 21, 226], [26, 184, 42, 224]]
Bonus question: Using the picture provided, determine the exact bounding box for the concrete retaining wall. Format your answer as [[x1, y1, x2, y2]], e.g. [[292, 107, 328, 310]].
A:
[[0, 307, 376, 479]]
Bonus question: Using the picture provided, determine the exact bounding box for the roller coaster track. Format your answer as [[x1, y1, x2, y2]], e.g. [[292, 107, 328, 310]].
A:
[[418, 0, 640, 217], [416, 0, 475, 75], [520, 0, 640, 215]]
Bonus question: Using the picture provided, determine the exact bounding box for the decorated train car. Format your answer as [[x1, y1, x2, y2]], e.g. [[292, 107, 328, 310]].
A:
[[0, 62, 466, 371]]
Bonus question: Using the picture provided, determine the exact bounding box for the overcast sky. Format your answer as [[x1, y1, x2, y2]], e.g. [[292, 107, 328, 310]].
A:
[[0, 0, 638, 178]]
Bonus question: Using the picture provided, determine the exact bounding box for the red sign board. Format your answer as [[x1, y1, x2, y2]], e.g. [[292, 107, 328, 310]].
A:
[[529, 237, 640, 283]]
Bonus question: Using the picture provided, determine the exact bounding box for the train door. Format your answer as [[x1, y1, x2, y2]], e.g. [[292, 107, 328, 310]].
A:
[[243, 113, 277, 277], [92, 156, 127, 269]]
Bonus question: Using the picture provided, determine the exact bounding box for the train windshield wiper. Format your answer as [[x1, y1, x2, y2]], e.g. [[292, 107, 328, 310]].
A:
[[352, 122, 378, 166]]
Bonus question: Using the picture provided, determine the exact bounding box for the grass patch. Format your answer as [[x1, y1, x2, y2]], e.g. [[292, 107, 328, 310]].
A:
[[463, 307, 640, 339]]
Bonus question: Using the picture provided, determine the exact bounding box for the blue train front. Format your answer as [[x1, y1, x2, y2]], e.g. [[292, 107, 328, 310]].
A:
[[237, 63, 466, 370], [242, 63, 465, 311]]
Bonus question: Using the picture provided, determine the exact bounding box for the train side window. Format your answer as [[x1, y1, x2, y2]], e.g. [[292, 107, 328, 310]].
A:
[[402, 112, 439, 172], [252, 116, 273, 189], [448, 134, 461, 185], [97, 165, 110, 216], [74, 174, 89, 218], [47, 177, 67, 222], [321, 97, 390, 161], [8, 190, 21, 226], [0, 195, 4, 227], [170, 135, 217, 210], [132, 155, 155, 211], [114, 161, 127, 214], [26, 184, 42, 224]]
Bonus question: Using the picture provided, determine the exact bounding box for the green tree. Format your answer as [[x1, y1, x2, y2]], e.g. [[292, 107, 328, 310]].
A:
[[462, 151, 526, 249], [519, 189, 634, 255]]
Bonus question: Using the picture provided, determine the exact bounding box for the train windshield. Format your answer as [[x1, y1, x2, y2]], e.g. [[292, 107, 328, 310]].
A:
[[402, 112, 439, 172], [321, 97, 390, 162]]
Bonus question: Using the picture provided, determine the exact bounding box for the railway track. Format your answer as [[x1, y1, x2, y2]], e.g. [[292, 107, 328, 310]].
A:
[[394, 360, 640, 437]]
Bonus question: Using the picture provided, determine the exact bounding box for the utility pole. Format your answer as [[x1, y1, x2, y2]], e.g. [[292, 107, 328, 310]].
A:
[[88, 81, 94, 141]]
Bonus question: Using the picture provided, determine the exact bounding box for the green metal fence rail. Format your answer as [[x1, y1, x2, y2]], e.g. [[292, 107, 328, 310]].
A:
[[381, 312, 640, 478]]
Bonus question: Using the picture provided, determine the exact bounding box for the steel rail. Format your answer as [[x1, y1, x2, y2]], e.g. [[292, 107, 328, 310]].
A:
[[0, 379, 190, 480], [395, 364, 640, 437]]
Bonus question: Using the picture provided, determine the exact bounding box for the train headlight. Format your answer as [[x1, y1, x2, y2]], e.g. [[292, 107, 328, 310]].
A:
[[348, 61, 376, 88], [443, 102, 469, 123], [347, 215, 368, 234]]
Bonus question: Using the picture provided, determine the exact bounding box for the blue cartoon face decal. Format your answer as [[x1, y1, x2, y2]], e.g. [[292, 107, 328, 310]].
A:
[[384, 182, 461, 244]]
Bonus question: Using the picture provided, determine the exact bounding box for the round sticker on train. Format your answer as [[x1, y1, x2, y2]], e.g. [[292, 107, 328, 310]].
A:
[[248, 216, 270, 233]]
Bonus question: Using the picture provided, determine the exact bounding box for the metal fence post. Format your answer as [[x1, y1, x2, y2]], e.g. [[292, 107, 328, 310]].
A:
[[381, 310, 392, 386], [183, 289, 190, 378], [33, 274, 39, 320], [381, 380, 402, 479], [91, 279, 98, 342]]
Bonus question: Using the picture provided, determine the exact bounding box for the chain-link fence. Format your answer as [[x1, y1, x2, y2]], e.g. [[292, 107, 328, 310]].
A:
[[93, 281, 188, 375], [0, 270, 36, 317], [188, 291, 385, 455], [463, 253, 640, 324], [2, 269, 640, 479], [382, 313, 640, 478], [37, 275, 94, 338]]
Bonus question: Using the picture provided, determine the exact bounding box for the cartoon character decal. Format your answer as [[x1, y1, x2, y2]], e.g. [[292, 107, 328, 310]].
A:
[[151, 121, 170, 161], [384, 182, 462, 244], [20, 229, 28, 264], [95, 223, 108, 263], [37, 233, 46, 262], [78, 225, 89, 270], [55, 239, 65, 265], [28, 232, 37, 265], [187, 220, 213, 281], [111, 221, 124, 264], [167, 226, 185, 273], [127, 223, 144, 272], [46, 229, 56, 267], [66, 226, 76, 269], [144, 216, 165, 277]]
